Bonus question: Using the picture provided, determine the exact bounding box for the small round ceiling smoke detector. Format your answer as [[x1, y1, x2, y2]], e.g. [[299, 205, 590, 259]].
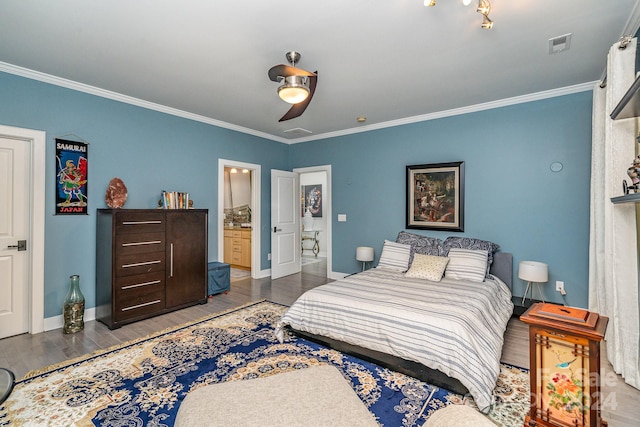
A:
[[356, 116, 367, 123]]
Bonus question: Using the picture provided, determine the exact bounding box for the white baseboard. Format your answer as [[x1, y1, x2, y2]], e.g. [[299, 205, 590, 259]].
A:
[[44, 307, 96, 332], [329, 271, 350, 280]]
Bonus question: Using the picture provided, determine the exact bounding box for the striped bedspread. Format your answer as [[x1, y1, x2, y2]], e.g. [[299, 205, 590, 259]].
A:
[[275, 267, 514, 411]]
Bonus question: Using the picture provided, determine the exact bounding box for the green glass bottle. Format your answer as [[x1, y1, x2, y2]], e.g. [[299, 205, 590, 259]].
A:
[[63, 275, 85, 334]]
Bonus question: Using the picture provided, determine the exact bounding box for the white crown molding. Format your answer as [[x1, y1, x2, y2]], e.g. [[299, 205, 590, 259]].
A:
[[1, 61, 594, 145], [288, 82, 597, 144], [0, 61, 290, 144]]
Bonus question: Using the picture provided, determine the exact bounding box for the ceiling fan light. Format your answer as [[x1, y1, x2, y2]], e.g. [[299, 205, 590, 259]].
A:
[[462, 0, 472, 5], [481, 14, 493, 29], [477, 0, 491, 15], [278, 76, 310, 104]]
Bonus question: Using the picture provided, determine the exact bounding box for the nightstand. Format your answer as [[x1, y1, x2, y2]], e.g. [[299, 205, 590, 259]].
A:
[[520, 303, 608, 427]]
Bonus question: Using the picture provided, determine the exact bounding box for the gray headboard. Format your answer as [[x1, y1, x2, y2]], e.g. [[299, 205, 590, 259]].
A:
[[489, 252, 513, 291]]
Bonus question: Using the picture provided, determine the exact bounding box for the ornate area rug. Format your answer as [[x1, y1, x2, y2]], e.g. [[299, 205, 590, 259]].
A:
[[0, 301, 529, 426]]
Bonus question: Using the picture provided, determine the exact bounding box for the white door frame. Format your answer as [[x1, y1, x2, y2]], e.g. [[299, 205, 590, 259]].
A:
[[0, 125, 45, 334], [293, 165, 332, 277], [217, 159, 261, 277]]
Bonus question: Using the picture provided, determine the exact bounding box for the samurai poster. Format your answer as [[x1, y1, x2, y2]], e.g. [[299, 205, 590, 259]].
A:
[[55, 139, 88, 214]]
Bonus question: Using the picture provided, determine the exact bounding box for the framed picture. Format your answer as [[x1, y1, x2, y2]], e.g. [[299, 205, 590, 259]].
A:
[[406, 162, 464, 231], [301, 184, 323, 217], [55, 138, 88, 215]]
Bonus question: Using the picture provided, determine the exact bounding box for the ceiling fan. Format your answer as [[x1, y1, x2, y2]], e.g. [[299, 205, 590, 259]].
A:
[[268, 51, 318, 122]]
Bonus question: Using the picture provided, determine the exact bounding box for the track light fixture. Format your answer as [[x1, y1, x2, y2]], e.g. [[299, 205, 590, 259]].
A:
[[425, 0, 494, 29]]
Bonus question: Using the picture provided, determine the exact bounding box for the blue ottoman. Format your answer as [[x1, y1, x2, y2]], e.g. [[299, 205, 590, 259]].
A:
[[207, 262, 230, 296]]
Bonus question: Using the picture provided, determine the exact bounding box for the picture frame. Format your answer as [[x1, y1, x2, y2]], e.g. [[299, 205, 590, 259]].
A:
[[301, 184, 323, 217], [406, 161, 464, 231]]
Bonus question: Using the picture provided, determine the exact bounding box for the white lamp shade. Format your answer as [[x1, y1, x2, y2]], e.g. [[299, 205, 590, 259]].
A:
[[356, 246, 374, 262], [518, 261, 548, 283]]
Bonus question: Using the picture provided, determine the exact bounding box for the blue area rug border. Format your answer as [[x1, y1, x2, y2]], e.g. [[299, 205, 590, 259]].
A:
[[18, 300, 284, 385]]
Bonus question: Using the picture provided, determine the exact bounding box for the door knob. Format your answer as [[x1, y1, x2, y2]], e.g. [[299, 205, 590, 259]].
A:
[[7, 240, 27, 251]]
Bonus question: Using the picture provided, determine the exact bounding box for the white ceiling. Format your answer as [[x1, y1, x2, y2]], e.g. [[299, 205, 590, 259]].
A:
[[0, 0, 638, 143]]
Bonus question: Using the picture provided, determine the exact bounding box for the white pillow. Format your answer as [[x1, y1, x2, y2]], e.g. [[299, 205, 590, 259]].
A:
[[377, 240, 411, 271], [444, 248, 488, 282], [404, 254, 449, 281]]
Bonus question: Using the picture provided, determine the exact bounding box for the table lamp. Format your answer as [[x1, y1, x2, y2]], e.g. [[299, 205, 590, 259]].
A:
[[356, 246, 374, 271], [518, 261, 548, 305]]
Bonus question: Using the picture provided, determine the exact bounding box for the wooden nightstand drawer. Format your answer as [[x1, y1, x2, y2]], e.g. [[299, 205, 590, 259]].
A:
[[116, 232, 165, 256], [116, 251, 165, 277]]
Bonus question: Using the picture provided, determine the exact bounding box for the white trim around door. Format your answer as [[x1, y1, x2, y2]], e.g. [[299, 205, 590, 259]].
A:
[[217, 159, 264, 278], [0, 125, 45, 334], [293, 165, 333, 278]]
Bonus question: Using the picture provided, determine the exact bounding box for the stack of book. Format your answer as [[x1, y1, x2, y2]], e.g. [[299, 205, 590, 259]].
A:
[[160, 191, 190, 209]]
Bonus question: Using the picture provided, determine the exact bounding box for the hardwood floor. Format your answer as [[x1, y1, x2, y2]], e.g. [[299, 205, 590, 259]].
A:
[[1, 259, 638, 426]]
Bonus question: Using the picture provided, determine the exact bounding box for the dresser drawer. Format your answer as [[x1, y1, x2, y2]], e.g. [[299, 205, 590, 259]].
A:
[[116, 251, 165, 277], [115, 288, 165, 321], [231, 252, 242, 264], [232, 230, 242, 238], [115, 271, 164, 300], [116, 232, 165, 256], [115, 212, 165, 234]]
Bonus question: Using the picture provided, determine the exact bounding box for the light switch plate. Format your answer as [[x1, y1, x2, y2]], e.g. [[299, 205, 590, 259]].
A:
[[338, 214, 347, 222]]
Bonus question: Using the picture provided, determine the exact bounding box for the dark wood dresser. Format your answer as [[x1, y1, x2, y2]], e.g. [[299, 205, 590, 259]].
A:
[[96, 209, 208, 329]]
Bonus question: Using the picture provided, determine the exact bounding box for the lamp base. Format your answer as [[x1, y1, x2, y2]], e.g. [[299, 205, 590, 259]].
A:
[[522, 281, 545, 305]]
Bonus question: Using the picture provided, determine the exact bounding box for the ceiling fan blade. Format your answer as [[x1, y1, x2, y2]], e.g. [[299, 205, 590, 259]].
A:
[[268, 64, 316, 82], [279, 72, 317, 122]]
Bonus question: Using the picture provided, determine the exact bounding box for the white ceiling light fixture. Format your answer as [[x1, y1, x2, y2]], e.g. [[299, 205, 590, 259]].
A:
[[276, 51, 310, 104], [425, 0, 494, 29]]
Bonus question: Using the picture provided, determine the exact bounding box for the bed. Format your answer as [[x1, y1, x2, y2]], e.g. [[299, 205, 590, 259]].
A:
[[275, 238, 514, 413]]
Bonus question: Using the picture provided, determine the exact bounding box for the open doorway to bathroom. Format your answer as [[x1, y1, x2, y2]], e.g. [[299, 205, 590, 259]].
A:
[[294, 165, 332, 279], [218, 159, 261, 282]]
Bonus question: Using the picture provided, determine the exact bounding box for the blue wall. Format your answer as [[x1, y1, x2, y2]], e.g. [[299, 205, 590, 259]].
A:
[[0, 70, 594, 317], [290, 92, 593, 308], [0, 72, 288, 318]]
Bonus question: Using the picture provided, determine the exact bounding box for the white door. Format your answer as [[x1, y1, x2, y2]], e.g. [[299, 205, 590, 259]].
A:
[[271, 169, 300, 279], [0, 136, 30, 338]]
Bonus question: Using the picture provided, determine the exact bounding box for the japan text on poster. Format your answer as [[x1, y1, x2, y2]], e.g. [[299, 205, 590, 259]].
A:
[[55, 139, 88, 214]]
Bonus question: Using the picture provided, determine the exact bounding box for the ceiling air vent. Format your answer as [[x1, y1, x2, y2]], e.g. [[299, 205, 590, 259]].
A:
[[283, 128, 313, 138], [548, 33, 572, 54]]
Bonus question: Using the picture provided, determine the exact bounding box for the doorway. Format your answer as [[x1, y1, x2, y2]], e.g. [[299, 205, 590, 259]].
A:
[[294, 165, 332, 278], [217, 159, 261, 279], [0, 125, 45, 337]]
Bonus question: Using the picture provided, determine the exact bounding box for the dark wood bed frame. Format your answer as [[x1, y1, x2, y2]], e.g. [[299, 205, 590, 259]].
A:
[[287, 252, 513, 396]]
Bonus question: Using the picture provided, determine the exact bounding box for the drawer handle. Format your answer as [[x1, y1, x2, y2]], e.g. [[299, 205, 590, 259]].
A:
[[121, 240, 162, 247], [121, 260, 161, 268], [122, 220, 162, 225], [121, 300, 161, 311], [121, 280, 161, 290]]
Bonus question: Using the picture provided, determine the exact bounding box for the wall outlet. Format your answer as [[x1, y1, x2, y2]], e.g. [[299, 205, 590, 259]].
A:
[[556, 280, 565, 294], [267, 253, 271, 261]]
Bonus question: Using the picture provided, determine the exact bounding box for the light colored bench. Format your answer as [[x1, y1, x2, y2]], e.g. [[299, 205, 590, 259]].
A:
[[424, 404, 497, 426], [175, 365, 378, 427]]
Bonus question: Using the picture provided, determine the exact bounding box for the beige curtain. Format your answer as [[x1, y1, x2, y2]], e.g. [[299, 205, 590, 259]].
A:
[[589, 37, 640, 389]]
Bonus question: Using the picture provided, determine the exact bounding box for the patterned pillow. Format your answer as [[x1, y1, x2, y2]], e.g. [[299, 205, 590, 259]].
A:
[[404, 254, 449, 281], [377, 240, 411, 271], [442, 237, 499, 277], [444, 248, 488, 283], [396, 231, 443, 263]]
